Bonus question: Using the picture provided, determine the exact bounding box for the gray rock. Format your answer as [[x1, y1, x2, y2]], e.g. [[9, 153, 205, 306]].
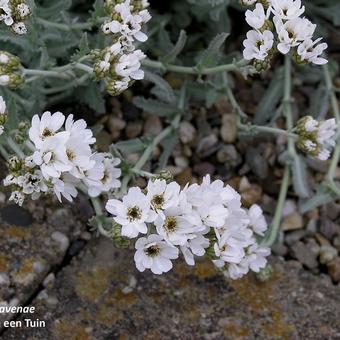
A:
[[179, 121, 196, 144], [290, 241, 318, 269], [319, 245, 338, 265], [196, 134, 218, 157], [3, 239, 340, 339], [285, 230, 307, 246], [319, 218, 339, 241], [0, 205, 33, 226], [245, 147, 269, 179]]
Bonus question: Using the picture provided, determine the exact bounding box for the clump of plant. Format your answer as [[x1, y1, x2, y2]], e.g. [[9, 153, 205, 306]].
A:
[[0, 0, 338, 279]]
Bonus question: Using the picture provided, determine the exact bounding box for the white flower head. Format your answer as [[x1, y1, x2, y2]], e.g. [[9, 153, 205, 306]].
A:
[[270, 0, 305, 21], [245, 3, 267, 30], [12, 22, 27, 35], [303, 116, 318, 132], [134, 234, 179, 274], [52, 174, 79, 202], [106, 187, 155, 238], [317, 118, 337, 148], [147, 179, 181, 213], [0, 52, 9, 64], [32, 135, 72, 179], [248, 204, 267, 236], [297, 38, 328, 65], [275, 17, 316, 54], [0, 75, 10, 86], [83, 153, 121, 197], [9, 191, 25, 206], [115, 49, 146, 80], [29, 111, 66, 149], [180, 234, 209, 266], [16, 3, 30, 18], [243, 30, 274, 61], [64, 114, 96, 178], [317, 148, 331, 161], [0, 1, 13, 26]]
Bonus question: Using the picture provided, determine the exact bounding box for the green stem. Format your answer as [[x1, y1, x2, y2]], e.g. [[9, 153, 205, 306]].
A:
[[0, 144, 10, 160], [120, 114, 181, 194], [323, 64, 340, 196], [261, 55, 295, 247], [323, 64, 340, 124], [23, 68, 73, 80], [283, 55, 296, 157], [130, 169, 155, 178], [90, 197, 111, 238], [74, 63, 93, 74], [42, 73, 90, 95], [142, 58, 249, 75], [261, 166, 290, 247], [238, 123, 298, 139]]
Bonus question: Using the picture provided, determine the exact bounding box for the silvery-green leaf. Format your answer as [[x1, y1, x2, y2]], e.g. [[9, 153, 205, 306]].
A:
[[133, 97, 179, 117], [161, 30, 187, 64], [254, 67, 284, 124], [291, 155, 311, 198], [196, 33, 229, 71], [144, 71, 176, 104]]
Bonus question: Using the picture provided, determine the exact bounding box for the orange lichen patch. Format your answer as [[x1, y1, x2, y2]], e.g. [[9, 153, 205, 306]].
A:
[[0, 254, 9, 272], [261, 309, 295, 339], [13, 258, 36, 285], [113, 289, 137, 309], [194, 261, 217, 279], [230, 270, 295, 339], [144, 330, 163, 339], [4, 226, 31, 240], [54, 319, 92, 340], [96, 302, 122, 327], [223, 322, 250, 339], [74, 266, 111, 303]]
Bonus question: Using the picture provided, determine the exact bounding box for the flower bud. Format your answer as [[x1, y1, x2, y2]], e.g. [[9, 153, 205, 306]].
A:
[[0, 113, 8, 126], [255, 264, 273, 282], [18, 121, 29, 132], [252, 58, 270, 72], [8, 156, 23, 172], [0, 52, 20, 70], [156, 170, 174, 182], [15, 3, 31, 20], [7, 74, 24, 89], [14, 132, 25, 144]]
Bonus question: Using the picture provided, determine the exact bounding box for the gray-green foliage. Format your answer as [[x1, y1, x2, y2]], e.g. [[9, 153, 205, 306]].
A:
[[0, 0, 339, 213]]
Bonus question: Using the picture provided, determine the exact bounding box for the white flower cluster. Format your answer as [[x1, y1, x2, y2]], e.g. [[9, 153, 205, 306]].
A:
[[296, 116, 338, 161], [0, 50, 23, 89], [0, 0, 31, 34], [0, 95, 7, 135], [242, 0, 328, 68], [106, 175, 270, 278], [92, 0, 151, 95], [4, 111, 121, 206]]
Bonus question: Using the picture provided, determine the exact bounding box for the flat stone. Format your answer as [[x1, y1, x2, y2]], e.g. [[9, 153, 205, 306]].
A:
[[282, 212, 304, 231], [3, 239, 340, 339], [290, 241, 318, 269], [220, 114, 237, 143], [0, 197, 87, 331], [0, 205, 33, 226]]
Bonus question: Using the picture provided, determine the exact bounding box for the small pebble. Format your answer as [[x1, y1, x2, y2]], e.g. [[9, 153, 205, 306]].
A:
[[51, 232, 70, 253], [282, 212, 304, 231], [220, 114, 237, 143]]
